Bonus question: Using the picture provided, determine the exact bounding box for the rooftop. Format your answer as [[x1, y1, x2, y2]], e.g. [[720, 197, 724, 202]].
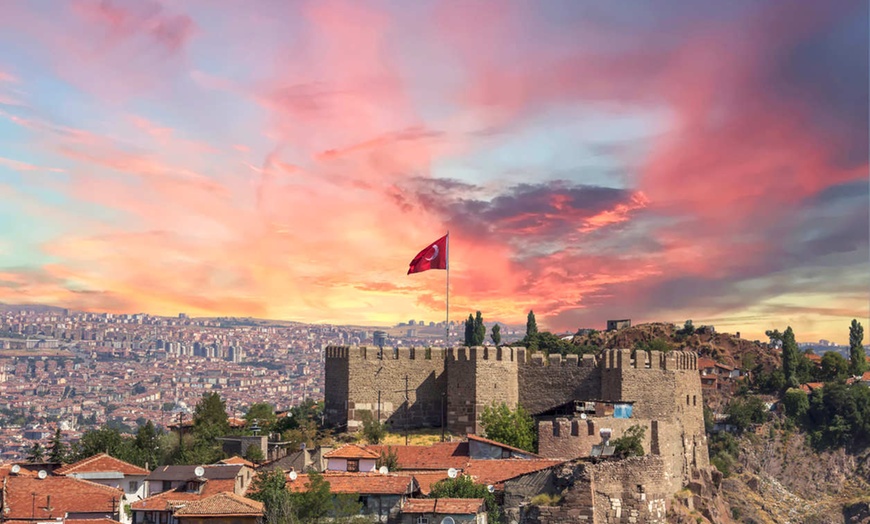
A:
[[55, 453, 150, 476]]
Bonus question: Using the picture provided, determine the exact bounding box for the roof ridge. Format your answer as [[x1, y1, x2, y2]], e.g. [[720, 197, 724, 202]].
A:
[[56, 452, 107, 473]]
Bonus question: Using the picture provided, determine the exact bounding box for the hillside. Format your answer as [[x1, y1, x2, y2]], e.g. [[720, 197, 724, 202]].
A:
[[572, 322, 781, 371]]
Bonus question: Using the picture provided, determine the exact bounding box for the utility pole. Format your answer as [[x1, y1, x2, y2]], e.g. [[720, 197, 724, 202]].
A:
[[441, 392, 446, 442], [177, 412, 184, 452], [404, 375, 409, 446], [377, 390, 381, 423]]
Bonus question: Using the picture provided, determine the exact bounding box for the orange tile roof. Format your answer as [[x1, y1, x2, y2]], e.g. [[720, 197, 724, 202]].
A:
[[403, 498, 485, 515], [862, 371, 870, 381], [398, 472, 448, 496], [173, 492, 263, 517], [697, 358, 717, 369], [0, 464, 35, 480], [201, 478, 239, 496], [219, 456, 255, 468], [324, 444, 380, 460], [467, 434, 541, 457], [131, 490, 202, 511], [63, 518, 122, 524], [56, 453, 149, 476], [286, 473, 415, 495], [464, 459, 563, 489], [367, 442, 468, 470], [4, 476, 124, 519]]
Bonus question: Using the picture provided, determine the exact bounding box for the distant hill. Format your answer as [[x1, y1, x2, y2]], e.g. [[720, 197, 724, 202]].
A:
[[572, 322, 782, 371], [0, 303, 70, 314]]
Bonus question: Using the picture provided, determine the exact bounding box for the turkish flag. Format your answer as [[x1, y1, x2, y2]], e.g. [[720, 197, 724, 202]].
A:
[[407, 234, 448, 274]]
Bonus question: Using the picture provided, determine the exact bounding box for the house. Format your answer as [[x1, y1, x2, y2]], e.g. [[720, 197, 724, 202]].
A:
[[172, 492, 263, 524], [286, 472, 417, 523], [324, 444, 380, 472], [1, 474, 125, 522], [258, 445, 333, 474], [56, 453, 150, 510], [401, 498, 487, 524], [143, 465, 253, 498]]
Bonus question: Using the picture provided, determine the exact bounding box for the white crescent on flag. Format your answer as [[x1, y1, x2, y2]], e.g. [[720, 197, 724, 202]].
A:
[[425, 244, 439, 261]]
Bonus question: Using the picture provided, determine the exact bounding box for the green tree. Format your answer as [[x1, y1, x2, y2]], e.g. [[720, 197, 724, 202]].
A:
[[526, 311, 538, 338], [781, 327, 800, 388], [248, 469, 297, 524], [72, 427, 134, 462], [783, 388, 810, 421], [464, 314, 475, 346], [479, 402, 535, 452], [133, 420, 161, 469], [47, 428, 68, 463], [193, 392, 230, 441], [473, 311, 486, 346], [430, 474, 502, 524], [376, 446, 399, 471], [244, 445, 265, 464], [245, 402, 277, 433], [26, 441, 45, 463], [611, 425, 645, 458], [850, 319, 866, 376], [359, 410, 385, 444], [491, 324, 501, 347], [726, 395, 767, 433], [821, 351, 850, 382], [290, 471, 333, 523], [680, 320, 695, 336]]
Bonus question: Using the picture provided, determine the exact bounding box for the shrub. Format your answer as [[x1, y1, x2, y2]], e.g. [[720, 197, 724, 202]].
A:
[[530, 493, 561, 506]]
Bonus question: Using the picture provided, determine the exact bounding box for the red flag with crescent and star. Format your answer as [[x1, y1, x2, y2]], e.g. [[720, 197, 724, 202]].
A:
[[407, 234, 448, 274]]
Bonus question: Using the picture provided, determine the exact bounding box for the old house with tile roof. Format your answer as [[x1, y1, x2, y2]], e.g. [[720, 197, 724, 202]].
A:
[[56, 453, 150, 508], [1, 474, 124, 523]]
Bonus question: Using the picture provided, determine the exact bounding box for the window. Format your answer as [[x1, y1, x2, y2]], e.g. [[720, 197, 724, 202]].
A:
[[129, 480, 139, 492], [162, 480, 172, 491], [416, 517, 429, 524], [346, 459, 359, 472]]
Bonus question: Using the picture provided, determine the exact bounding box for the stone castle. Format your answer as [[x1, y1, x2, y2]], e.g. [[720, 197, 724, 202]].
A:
[[325, 345, 708, 499]]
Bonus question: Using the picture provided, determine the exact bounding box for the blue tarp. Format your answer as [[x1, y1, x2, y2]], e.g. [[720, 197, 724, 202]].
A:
[[613, 403, 633, 419]]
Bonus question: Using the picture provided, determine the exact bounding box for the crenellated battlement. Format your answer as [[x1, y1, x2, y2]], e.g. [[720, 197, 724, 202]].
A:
[[324, 345, 447, 361], [446, 346, 515, 362], [515, 348, 597, 367], [600, 348, 698, 371]]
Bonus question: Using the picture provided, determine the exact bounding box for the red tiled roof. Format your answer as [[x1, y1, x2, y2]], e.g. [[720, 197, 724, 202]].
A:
[[201, 478, 238, 496], [0, 464, 35, 480], [464, 459, 563, 489], [697, 358, 717, 370], [399, 472, 448, 496], [219, 456, 255, 468], [56, 453, 149, 476], [324, 444, 380, 460], [63, 518, 122, 524], [467, 434, 541, 457], [173, 492, 263, 517], [403, 498, 485, 515], [286, 473, 415, 495], [4, 476, 124, 519], [799, 382, 825, 394], [131, 490, 202, 511], [367, 442, 468, 470], [862, 371, 870, 381]]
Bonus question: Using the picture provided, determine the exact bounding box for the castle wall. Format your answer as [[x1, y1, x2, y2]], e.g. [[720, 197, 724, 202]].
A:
[[517, 350, 600, 415], [325, 346, 448, 431], [324, 346, 351, 428], [446, 346, 518, 434], [537, 417, 652, 460]]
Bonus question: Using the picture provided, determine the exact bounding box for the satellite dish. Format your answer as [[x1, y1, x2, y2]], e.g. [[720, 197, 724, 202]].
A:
[[442, 517, 456, 524], [37, 470, 47, 479], [487, 484, 495, 493], [10, 465, 20, 474], [289, 471, 298, 481], [194, 466, 205, 477], [447, 468, 458, 479], [379, 466, 389, 475], [580, 413, 587, 420]]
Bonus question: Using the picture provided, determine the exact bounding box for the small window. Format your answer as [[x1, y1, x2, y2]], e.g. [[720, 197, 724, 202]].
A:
[[416, 517, 429, 524], [129, 480, 139, 492], [686, 395, 690, 406], [693, 395, 697, 406], [346, 459, 359, 472]]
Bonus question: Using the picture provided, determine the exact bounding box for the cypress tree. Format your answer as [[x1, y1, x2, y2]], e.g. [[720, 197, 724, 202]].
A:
[[464, 314, 474, 346], [850, 319, 866, 376], [782, 326, 799, 388], [473, 311, 486, 346]]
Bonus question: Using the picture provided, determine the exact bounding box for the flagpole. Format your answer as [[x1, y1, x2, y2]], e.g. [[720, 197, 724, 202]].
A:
[[445, 231, 450, 347]]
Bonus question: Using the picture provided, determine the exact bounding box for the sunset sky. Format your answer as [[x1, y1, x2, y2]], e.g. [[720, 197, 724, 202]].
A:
[[0, 1, 867, 343]]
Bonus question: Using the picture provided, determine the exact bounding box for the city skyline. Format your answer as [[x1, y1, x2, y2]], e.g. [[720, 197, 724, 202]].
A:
[[0, 1, 867, 343]]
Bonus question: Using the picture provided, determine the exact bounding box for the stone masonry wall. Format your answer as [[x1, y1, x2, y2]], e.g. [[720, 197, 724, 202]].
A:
[[446, 346, 518, 434], [517, 350, 600, 415], [328, 346, 448, 431], [537, 417, 652, 460]]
